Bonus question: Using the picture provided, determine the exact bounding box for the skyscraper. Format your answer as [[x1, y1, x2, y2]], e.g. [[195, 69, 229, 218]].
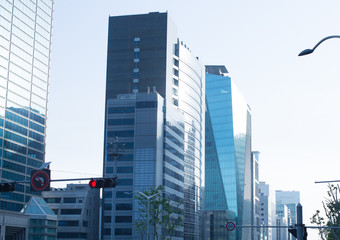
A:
[[259, 182, 276, 240], [103, 12, 205, 239], [276, 190, 300, 240], [205, 65, 252, 240], [0, 0, 54, 211]]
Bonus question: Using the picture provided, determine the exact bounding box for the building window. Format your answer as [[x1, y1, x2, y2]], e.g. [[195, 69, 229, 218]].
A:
[[115, 228, 132, 236], [103, 228, 111, 235], [60, 209, 82, 215], [44, 198, 61, 203], [63, 198, 76, 203], [117, 179, 133, 186], [115, 216, 132, 223], [104, 216, 112, 223], [117, 166, 133, 173], [116, 203, 132, 211], [116, 191, 132, 198], [58, 221, 79, 227]]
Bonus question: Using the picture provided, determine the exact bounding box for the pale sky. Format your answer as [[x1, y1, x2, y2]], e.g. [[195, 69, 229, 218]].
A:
[[46, 1, 340, 239]]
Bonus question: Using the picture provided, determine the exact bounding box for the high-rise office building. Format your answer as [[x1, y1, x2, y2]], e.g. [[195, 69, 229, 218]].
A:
[[103, 12, 205, 239], [205, 65, 252, 240], [251, 151, 261, 240], [276, 202, 289, 240], [103, 93, 185, 239], [0, 0, 54, 211], [259, 182, 277, 240], [276, 190, 300, 240]]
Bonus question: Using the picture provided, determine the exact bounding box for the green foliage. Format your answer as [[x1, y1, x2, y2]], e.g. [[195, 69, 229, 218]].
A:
[[311, 184, 340, 240], [135, 185, 183, 240]]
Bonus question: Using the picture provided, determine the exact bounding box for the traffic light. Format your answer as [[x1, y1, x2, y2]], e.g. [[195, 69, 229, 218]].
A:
[[288, 227, 297, 238], [89, 177, 117, 189], [288, 226, 307, 240], [0, 182, 15, 192]]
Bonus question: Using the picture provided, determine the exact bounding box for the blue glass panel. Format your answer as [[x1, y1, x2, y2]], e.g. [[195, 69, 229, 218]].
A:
[[27, 158, 43, 168], [3, 160, 25, 173], [29, 131, 44, 142], [3, 150, 26, 164], [7, 107, 29, 117], [5, 121, 27, 135], [108, 107, 134, 114], [107, 130, 134, 138], [27, 149, 44, 160], [115, 216, 132, 223], [115, 228, 132, 236], [136, 101, 157, 108], [117, 179, 133, 186], [3, 140, 26, 155], [116, 191, 132, 198], [1, 192, 24, 202], [116, 203, 132, 210], [107, 118, 134, 125], [0, 201, 23, 212], [30, 112, 45, 125], [117, 166, 133, 173], [4, 131, 27, 145], [2, 170, 25, 181], [5, 111, 28, 126], [28, 140, 44, 151], [29, 121, 44, 134]]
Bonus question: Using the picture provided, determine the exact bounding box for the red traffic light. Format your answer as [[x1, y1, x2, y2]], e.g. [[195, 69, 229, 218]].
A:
[[89, 178, 117, 189], [89, 179, 97, 188]]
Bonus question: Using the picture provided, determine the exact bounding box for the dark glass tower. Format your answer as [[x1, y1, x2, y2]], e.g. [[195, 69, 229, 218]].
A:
[[104, 12, 205, 240], [205, 66, 252, 240], [0, 0, 54, 211]]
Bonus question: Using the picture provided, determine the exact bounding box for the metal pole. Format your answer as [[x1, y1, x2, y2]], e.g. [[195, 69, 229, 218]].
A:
[[147, 199, 149, 240], [296, 203, 304, 240]]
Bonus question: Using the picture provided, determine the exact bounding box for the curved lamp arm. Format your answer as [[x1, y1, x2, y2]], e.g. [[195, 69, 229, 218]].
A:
[[298, 35, 340, 56]]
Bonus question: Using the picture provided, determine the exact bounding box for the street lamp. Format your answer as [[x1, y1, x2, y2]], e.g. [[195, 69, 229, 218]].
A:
[[137, 191, 160, 240], [298, 35, 340, 56]]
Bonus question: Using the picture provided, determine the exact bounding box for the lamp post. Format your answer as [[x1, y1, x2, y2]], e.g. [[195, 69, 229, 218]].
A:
[[137, 191, 160, 240], [298, 35, 340, 56]]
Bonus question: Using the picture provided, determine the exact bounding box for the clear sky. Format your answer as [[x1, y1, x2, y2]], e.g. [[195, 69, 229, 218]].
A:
[[46, 1, 340, 239]]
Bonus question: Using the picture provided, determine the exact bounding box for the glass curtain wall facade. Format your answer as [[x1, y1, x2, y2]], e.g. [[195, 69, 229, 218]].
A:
[[104, 12, 205, 240], [0, 0, 53, 211], [205, 65, 252, 240], [103, 93, 185, 239]]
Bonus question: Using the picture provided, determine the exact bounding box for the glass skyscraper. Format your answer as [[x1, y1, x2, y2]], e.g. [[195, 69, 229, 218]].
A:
[[205, 65, 252, 240], [0, 0, 53, 211], [103, 12, 205, 240]]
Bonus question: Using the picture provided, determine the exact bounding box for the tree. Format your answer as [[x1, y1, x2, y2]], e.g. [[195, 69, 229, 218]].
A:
[[135, 185, 183, 240], [311, 184, 340, 240]]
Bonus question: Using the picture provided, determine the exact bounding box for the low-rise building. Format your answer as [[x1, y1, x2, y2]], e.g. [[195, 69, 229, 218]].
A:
[[42, 184, 100, 240]]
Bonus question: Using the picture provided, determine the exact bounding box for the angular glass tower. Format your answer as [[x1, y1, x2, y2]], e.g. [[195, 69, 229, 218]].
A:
[[205, 66, 252, 240], [104, 12, 205, 240], [0, 0, 53, 211]]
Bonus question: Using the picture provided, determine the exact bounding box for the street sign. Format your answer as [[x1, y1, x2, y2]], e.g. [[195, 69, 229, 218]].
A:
[[30, 169, 51, 192], [226, 221, 236, 231]]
